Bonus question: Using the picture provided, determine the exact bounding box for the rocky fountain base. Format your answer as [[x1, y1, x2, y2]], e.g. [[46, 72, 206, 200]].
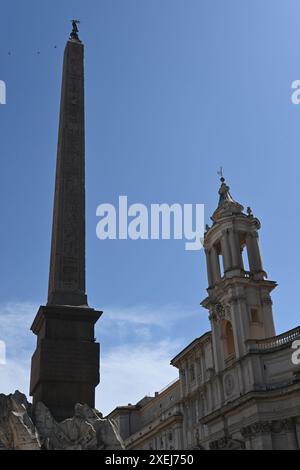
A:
[[0, 391, 124, 450]]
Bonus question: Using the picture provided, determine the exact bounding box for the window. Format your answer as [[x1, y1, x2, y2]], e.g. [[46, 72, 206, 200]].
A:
[[189, 364, 195, 382], [250, 308, 259, 323], [225, 322, 235, 356], [221, 320, 236, 359], [198, 357, 202, 381]]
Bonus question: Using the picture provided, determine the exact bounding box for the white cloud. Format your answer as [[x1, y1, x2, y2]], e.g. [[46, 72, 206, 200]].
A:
[[0, 301, 203, 415], [96, 339, 181, 416], [100, 303, 199, 328], [95, 304, 198, 414], [0, 302, 35, 399], [0, 359, 30, 398], [97, 303, 201, 343], [0, 301, 36, 355]]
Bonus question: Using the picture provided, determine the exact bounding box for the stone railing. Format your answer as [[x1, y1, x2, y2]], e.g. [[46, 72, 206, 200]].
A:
[[126, 403, 183, 447], [156, 378, 179, 395], [247, 326, 300, 352]]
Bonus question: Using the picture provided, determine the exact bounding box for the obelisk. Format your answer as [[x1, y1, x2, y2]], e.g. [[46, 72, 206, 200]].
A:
[[30, 22, 102, 422]]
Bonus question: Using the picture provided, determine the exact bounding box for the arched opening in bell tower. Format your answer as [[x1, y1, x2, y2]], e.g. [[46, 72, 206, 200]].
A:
[[222, 320, 236, 360], [239, 233, 250, 274]]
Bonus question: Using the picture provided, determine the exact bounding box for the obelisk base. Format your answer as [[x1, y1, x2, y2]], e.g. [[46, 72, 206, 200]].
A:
[[30, 305, 102, 422]]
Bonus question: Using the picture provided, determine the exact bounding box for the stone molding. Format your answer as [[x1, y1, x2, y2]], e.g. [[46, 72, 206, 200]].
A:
[[241, 418, 295, 438]]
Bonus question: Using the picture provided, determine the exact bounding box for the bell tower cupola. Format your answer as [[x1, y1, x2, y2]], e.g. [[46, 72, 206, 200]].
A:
[[201, 176, 276, 372]]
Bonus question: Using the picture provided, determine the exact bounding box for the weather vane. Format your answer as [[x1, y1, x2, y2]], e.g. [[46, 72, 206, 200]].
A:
[[70, 19, 80, 40]]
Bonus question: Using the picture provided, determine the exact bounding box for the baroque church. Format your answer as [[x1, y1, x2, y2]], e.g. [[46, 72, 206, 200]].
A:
[[108, 178, 300, 450]]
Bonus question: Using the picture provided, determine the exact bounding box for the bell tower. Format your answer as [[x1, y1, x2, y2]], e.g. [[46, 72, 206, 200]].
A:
[[201, 177, 276, 372]]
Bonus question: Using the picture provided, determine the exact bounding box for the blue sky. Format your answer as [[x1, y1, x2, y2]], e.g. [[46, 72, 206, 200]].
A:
[[0, 0, 300, 414]]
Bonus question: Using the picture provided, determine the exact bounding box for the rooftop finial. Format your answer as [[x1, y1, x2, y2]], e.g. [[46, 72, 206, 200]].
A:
[[70, 19, 80, 40], [211, 172, 244, 221], [217, 171, 235, 207], [217, 166, 225, 183], [247, 206, 253, 217]]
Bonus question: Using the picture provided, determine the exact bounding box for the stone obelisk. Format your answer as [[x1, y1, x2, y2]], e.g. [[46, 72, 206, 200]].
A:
[[30, 22, 102, 422]]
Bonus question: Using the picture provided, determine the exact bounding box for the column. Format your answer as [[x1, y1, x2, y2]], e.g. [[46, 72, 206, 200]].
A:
[[220, 230, 232, 272], [228, 229, 241, 269], [246, 233, 256, 272], [205, 249, 214, 287], [252, 232, 264, 272], [211, 245, 221, 283]]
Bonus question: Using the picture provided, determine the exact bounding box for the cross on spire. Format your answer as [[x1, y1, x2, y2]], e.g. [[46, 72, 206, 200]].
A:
[[217, 166, 225, 182]]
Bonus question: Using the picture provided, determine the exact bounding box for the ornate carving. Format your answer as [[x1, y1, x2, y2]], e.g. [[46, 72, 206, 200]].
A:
[[224, 373, 235, 396], [215, 303, 225, 321], [225, 305, 232, 320], [0, 391, 40, 450], [209, 436, 245, 450], [241, 418, 295, 439], [262, 296, 273, 305], [0, 392, 124, 450], [35, 403, 123, 450], [210, 302, 231, 323], [209, 311, 217, 322]]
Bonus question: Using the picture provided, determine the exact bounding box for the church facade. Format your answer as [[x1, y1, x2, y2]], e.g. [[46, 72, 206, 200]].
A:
[[108, 178, 300, 450]]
